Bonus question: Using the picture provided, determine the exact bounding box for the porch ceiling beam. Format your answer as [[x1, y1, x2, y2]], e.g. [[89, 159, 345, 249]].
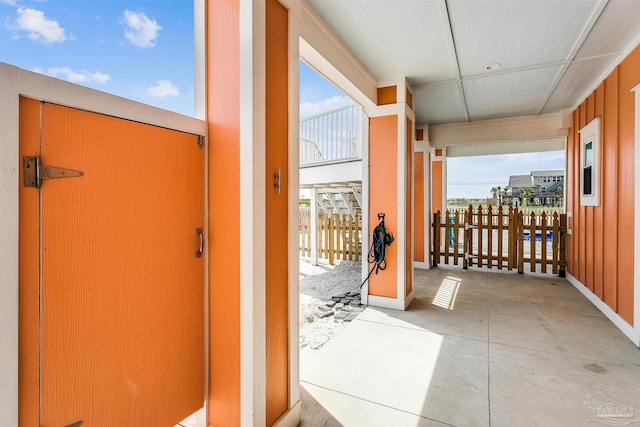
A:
[[429, 112, 569, 148]]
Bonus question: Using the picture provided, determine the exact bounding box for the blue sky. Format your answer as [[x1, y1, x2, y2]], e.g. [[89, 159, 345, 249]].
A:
[[0, 0, 195, 115], [0, 1, 563, 199]]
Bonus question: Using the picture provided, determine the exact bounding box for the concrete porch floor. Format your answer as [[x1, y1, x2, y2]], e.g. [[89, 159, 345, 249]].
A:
[[300, 268, 640, 426]]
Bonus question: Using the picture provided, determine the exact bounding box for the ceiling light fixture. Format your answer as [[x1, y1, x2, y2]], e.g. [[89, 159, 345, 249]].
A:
[[484, 63, 502, 71]]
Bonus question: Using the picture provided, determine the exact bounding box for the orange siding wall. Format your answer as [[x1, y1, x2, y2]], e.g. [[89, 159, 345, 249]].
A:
[[207, 0, 241, 425], [414, 152, 425, 263], [567, 46, 640, 326], [369, 115, 398, 298], [406, 118, 413, 295], [265, 0, 289, 424], [377, 86, 397, 106], [432, 160, 443, 214]]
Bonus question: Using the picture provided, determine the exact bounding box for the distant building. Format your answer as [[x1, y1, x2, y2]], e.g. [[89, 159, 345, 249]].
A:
[[507, 170, 564, 206]]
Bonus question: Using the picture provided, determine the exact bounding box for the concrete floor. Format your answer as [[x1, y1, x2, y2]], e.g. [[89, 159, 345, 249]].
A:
[[300, 268, 640, 427]]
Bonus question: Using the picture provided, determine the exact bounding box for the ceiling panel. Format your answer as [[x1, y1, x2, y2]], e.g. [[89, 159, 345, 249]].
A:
[[448, 0, 601, 77], [307, 0, 459, 83], [575, 0, 640, 59], [413, 81, 467, 124], [463, 66, 562, 121], [542, 56, 615, 113]]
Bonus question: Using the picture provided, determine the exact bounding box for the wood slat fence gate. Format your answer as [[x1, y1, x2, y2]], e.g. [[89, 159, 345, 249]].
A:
[[432, 206, 566, 276], [299, 211, 361, 264]]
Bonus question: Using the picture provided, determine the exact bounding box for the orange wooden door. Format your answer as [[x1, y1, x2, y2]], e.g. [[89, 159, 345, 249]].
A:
[[24, 102, 205, 426]]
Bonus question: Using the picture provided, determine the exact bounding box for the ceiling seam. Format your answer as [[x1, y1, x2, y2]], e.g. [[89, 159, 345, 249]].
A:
[[412, 61, 567, 88], [441, 0, 469, 122], [535, 0, 609, 115]]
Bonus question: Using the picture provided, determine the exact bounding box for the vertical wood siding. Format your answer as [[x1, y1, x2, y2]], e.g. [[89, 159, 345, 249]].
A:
[[369, 115, 398, 298], [567, 46, 639, 326], [265, 0, 289, 424], [414, 152, 425, 263], [207, 0, 241, 424]]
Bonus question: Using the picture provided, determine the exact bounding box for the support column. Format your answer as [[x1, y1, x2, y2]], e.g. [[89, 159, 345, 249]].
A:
[[414, 124, 430, 269], [431, 147, 447, 216], [310, 188, 319, 265], [363, 81, 415, 310], [206, 0, 300, 425]]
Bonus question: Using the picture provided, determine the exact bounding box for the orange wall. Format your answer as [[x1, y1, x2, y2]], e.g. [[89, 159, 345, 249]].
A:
[[405, 118, 413, 295], [414, 152, 425, 263], [432, 160, 443, 214], [369, 115, 398, 298], [377, 86, 397, 106], [207, 0, 241, 425], [265, 0, 289, 424], [567, 45, 639, 326]]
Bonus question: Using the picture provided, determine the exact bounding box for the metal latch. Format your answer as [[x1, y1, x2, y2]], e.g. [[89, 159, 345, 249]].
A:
[[23, 156, 83, 188], [65, 421, 83, 427]]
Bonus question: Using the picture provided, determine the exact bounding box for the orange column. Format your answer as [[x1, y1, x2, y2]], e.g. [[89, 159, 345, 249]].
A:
[[207, 1, 241, 425], [431, 149, 444, 215], [206, 0, 296, 425], [366, 83, 414, 310], [265, 0, 289, 424]]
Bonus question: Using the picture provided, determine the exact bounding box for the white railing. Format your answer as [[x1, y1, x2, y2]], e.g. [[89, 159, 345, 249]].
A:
[[299, 104, 362, 166]]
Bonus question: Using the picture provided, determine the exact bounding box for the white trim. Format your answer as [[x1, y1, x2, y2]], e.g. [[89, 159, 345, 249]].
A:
[[566, 273, 639, 347], [193, 0, 206, 120], [579, 117, 600, 207], [17, 66, 206, 136], [272, 400, 301, 427], [365, 102, 405, 119], [0, 61, 19, 427], [361, 108, 370, 304], [397, 110, 407, 305], [239, 0, 267, 424], [633, 86, 640, 349], [285, 0, 301, 416], [367, 294, 413, 311]]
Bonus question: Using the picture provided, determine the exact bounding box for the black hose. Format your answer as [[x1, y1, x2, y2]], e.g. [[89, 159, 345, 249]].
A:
[[360, 215, 394, 288]]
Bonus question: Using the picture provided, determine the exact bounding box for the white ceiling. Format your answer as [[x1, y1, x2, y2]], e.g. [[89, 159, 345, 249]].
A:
[[306, 0, 640, 125]]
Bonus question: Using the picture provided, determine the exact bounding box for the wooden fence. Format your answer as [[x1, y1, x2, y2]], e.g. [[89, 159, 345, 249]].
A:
[[299, 211, 361, 264], [432, 206, 566, 275]]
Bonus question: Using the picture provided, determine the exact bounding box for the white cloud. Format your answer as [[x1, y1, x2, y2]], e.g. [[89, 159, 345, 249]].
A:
[[32, 67, 110, 84], [123, 10, 161, 48], [299, 95, 355, 120], [145, 80, 179, 98], [11, 8, 66, 44], [0, 0, 18, 6]]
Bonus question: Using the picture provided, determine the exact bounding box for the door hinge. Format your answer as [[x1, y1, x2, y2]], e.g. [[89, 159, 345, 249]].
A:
[[198, 135, 204, 148], [23, 156, 84, 188]]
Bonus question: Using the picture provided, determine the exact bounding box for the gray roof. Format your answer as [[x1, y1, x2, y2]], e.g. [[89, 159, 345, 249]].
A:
[[531, 170, 564, 177], [509, 175, 533, 188]]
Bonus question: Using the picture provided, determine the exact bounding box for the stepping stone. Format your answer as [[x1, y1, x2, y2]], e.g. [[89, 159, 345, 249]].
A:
[[325, 300, 337, 308], [317, 310, 333, 318], [334, 311, 349, 320], [344, 313, 359, 322]]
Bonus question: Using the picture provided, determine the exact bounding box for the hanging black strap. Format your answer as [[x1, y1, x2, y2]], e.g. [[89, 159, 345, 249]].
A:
[[361, 213, 394, 288]]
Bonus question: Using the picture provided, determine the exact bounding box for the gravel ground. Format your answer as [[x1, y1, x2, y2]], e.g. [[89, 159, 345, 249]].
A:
[[299, 258, 362, 365]]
